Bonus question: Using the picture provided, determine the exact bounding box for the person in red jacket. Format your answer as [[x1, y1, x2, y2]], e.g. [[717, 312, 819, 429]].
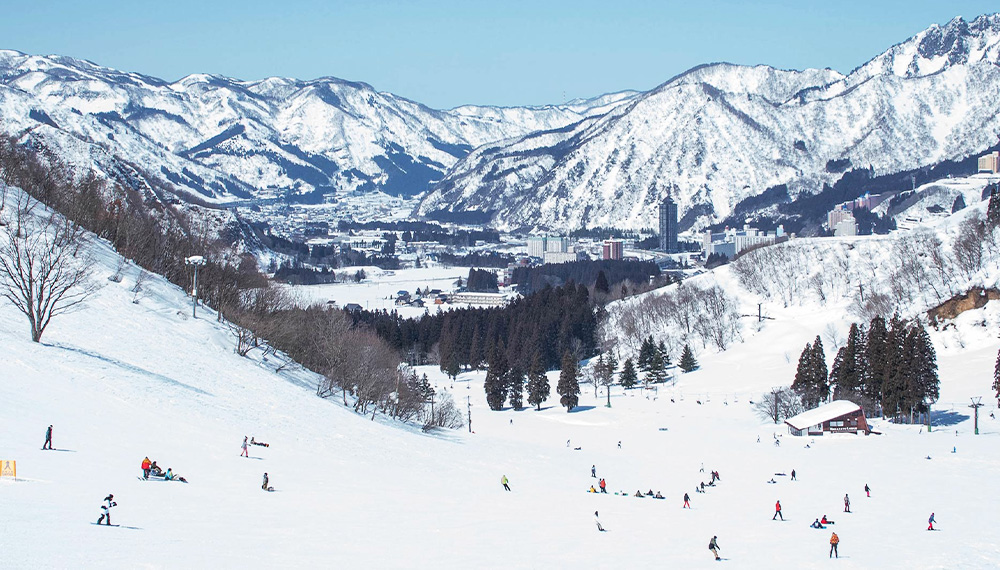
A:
[[599, 478, 607, 493], [773, 500, 784, 520], [141, 457, 152, 479]]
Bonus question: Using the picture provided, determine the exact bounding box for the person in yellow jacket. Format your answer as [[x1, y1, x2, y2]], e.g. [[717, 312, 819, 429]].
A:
[[501, 475, 510, 491], [829, 532, 839, 558]]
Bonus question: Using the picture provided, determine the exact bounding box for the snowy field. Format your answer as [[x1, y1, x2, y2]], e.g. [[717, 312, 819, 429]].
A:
[[2, 213, 1000, 568]]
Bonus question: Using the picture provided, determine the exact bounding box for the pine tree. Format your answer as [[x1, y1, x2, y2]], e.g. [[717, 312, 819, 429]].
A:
[[903, 325, 938, 423], [484, 346, 510, 411], [557, 351, 581, 412], [679, 344, 698, 373], [864, 316, 888, 415], [831, 323, 863, 402], [595, 270, 610, 295], [645, 351, 666, 384], [620, 357, 638, 389], [606, 350, 619, 380], [468, 323, 484, 371], [993, 347, 1000, 407], [508, 366, 525, 410], [810, 335, 829, 404], [637, 335, 657, 373], [526, 352, 550, 411], [881, 316, 909, 420], [658, 341, 671, 367], [792, 341, 814, 407]]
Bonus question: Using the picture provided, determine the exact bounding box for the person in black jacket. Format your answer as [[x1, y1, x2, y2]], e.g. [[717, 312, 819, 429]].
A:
[[262, 473, 269, 491], [43, 425, 53, 450]]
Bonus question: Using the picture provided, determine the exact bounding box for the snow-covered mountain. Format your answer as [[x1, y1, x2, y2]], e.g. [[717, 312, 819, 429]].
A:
[[417, 14, 1000, 232], [0, 49, 635, 206]]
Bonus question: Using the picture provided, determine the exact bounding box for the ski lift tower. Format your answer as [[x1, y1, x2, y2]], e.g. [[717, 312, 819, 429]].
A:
[[185, 255, 206, 318], [970, 397, 984, 435]]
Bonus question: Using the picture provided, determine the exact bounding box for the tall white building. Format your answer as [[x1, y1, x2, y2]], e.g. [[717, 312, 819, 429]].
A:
[[527, 237, 547, 258]]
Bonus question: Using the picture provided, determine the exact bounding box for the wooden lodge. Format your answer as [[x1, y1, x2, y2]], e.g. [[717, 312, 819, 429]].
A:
[[785, 400, 870, 436]]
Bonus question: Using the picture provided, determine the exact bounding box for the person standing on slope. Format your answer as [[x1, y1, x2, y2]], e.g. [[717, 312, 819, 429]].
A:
[[241, 436, 250, 458], [927, 512, 935, 530], [773, 500, 784, 520], [829, 532, 839, 558], [683, 492, 691, 508], [262, 472, 269, 491], [141, 456, 152, 479], [865, 483, 870, 497], [844, 494, 851, 513], [43, 425, 53, 450], [790, 469, 796, 481], [96, 494, 116, 525], [709, 535, 721, 560], [594, 510, 605, 532], [599, 478, 607, 493], [591, 464, 596, 478], [501, 475, 510, 491]]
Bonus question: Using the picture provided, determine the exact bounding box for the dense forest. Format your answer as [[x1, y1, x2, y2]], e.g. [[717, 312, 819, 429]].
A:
[[511, 259, 661, 293], [347, 283, 597, 374]]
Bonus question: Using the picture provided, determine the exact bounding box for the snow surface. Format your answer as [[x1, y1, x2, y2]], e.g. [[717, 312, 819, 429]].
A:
[[2, 194, 1000, 569]]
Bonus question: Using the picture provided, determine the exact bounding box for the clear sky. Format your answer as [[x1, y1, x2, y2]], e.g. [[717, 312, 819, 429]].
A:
[[1, 1, 996, 108]]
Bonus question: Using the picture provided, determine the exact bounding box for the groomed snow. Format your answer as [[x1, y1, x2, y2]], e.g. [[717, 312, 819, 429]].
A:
[[2, 200, 1000, 568]]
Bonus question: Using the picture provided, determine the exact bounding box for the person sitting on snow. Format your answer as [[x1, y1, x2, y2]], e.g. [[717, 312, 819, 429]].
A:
[[811, 519, 826, 529], [635, 490, 644, 498], [150, 461, 164, 477], [646, 490, 654, 496], [589, 486, 597, 493], [821, 515, 835, 525], [655, 491, 664, 499]]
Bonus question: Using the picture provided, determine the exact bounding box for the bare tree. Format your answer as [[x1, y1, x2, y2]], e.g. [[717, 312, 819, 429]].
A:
[[0, 194, 99, 342], [753, 387, 803, 424]]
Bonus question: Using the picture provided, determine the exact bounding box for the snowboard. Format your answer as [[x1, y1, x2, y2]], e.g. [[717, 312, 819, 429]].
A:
[[92, 523, 119, 527]]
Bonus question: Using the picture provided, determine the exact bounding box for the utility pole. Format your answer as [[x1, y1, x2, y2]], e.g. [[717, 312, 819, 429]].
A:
[[467, 394, 472, 433], [184, 256, 206, 318], [970, 397, 984, 435], [758, 303, 762, 323]]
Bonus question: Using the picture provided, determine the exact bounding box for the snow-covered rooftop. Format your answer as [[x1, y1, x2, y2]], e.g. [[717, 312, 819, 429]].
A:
[[785, 400, 863, 430]]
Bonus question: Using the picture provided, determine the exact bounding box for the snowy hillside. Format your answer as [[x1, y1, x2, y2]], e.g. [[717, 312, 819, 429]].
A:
[[3, 182, 1000, 569], [418, 14, 1000, 232], [0, 50, 634, 208]]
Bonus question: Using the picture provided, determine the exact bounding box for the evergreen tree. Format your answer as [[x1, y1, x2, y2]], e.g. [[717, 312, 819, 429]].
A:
[[881, 316, 909, 420], [792, 341, 815, 406], [418, 373, 435, 402], [637, 335, 657, 373], [988, 186, 1000, 229], [468, 323, 484, 370], [993, 347, 1000, 407], [679, 344, 698, 373], [792, 337, 827, 408], [605, 350, 619, 380], [658, 341, 671, 367], [864, 315, 888, 415], [526, 352, 550, 411], [508, 366, 525, 410], [557, 351, 581, 412], [484, 346, 510, 411], [595, 270, 610, 294], [645, 351, 667, 384], [620, 357, 638, 389], [903, 325, 939, 423], [811, 335, 829, 403]]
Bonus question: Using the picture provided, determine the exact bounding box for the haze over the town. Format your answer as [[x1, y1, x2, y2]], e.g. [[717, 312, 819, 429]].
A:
[[2, 0, 996, 107]]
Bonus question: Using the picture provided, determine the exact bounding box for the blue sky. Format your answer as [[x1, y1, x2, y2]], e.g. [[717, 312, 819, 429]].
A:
[[2, 1, 996, 108]]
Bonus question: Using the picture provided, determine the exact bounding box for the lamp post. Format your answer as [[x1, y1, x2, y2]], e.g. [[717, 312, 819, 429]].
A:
[[185, 256, 206, 318]]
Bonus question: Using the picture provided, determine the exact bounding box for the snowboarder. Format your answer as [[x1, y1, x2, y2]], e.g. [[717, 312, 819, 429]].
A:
[[566, 439, 571, 448], [790, 469, 796, 481], [241, 436, 250, 458], [927, 512, 935, 530], [617, 440, 621, 449], [141, 457, 151, 479], [43, 425, 53, 450], [773, 500, 784, 520], [594, 510, 605, 532], [150, 461, 163, 477], [829, 532, 839, 558], [591, 465, 596, 478], [865, 483, 870, 497], [811, 518, 825, 529], [683, 492, 691, 508], [599, 478, 607, 493], [501, 475, 510, 491], [164, 468, 187, 483], [709, 535, 721, 560], [96, 494, 116, 525], [262, 472, 269, 491], [844, 494, 851, 513], [822, 515, 835, 525]]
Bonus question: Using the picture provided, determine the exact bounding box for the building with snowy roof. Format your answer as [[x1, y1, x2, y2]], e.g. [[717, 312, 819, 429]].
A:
[[784, 400, 870, 436]]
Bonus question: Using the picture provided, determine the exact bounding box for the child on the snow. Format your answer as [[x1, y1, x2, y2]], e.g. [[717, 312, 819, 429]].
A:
[[829, 532, 839, 557], [96, 494, 116, 525], [709, 536, 721, 560]]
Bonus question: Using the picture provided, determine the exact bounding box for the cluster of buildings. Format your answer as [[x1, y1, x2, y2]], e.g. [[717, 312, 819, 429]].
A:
[[526, 236, 584, 264], [979, 151, 1000, 174], [702, 225, 788, 258], [825, 192, 890, 236]]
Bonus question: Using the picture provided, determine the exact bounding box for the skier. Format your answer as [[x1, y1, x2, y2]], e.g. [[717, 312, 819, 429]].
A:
[[829, 532, 839, 558], [599, 478, 607, 493], [591, 465, 596, 478], [42, 425, 53, 450], [773, 500, 784, 520], [141, 457, 152, 479], [241, 436, 250, 458], [501, 475, 510, 491], [709, 535, 721, 560], [262, 472, 269, 491], [594, 510, 605, 532], [927, 512, 935, 530], [683, 492, 691, 508], [96, 494, 116, 525], [844, 494, 851, 513], [790, 469, 796, 481], [865, 483, 870, 497]]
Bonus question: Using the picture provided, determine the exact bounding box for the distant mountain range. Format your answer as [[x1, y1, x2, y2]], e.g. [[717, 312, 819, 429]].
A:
[[2, 14, 999, 233]]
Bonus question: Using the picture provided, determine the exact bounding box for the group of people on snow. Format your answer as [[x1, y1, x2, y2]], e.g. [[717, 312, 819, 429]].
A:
[[139, 456, 186, 482]]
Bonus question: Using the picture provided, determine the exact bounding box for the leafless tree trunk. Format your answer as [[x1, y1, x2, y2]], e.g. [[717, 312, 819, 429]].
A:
[[0, 193, 99, 342]]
